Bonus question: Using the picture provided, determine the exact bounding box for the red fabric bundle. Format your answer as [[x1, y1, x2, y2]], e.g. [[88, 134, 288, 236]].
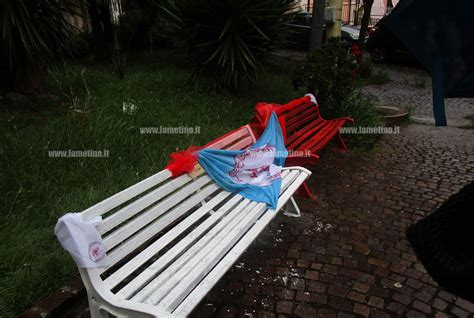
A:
[[165, 146, 202, 178]]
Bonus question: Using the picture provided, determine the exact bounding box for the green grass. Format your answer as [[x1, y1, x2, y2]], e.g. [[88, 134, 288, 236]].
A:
[[0, 52, 304, 316]]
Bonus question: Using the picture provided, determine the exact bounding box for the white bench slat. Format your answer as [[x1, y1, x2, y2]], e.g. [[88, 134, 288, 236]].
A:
[[143, 171, 298, 306], [103, 181, 219, 271], [144, 201, 262, 305], [158, 203, 267, 310], [172, 169, 309, 316], [115, 195, 248, 300], [126, 199, 257, 302], [206, 126, 254, 149], [103, 190, 232, 289], [103, 175, 212, 251], [227, 136, 255, 151], [82, 170, 172, 219], [98, 176, 191, 234]]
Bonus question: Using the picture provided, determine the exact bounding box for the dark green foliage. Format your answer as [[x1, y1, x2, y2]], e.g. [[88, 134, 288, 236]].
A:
[[68, 31, 93, 58], [291, 38, 356, 106], [337, 90, 381, 150], [167, 0, 297, 91], [0, 0, 80, 92], [291, 39, 379, 150]]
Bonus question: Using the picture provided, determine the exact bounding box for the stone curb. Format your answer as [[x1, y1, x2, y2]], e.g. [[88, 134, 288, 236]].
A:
[[16, 279, 85, 318]]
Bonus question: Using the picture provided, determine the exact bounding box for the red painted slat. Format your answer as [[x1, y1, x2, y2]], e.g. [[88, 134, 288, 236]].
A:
[[297, 120, 340, 151], [286, 117, 323, 145], [309, 120, 348, 153], [287, 119, 326, 150], [286, 107, 317, 131], [286, 112, 320, 134]]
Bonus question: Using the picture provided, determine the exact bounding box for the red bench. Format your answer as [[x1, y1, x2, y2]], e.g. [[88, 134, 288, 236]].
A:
[[251, 95, 353, 167]]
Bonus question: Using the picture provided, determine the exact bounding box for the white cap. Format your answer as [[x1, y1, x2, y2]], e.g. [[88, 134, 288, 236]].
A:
[[55, 213, 109, 268], [304, 93, 317, 105]]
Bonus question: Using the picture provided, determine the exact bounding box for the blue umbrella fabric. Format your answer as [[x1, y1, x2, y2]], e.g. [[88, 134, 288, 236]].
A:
[[198, 112, 287, 209], [384, 0, 474, 125]]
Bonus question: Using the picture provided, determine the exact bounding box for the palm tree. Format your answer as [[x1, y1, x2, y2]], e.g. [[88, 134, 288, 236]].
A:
[[0, 0, 81, 93]]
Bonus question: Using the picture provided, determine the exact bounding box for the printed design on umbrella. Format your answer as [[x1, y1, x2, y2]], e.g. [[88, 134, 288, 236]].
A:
[[228, 144, 281, 186]]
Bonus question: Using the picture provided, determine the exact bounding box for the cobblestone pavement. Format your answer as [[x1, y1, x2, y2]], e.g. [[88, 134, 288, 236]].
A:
[[361, 64, 474, 127], [192, 124, 474, 318]]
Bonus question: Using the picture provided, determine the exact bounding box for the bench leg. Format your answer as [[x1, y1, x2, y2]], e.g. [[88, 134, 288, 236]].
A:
[[297, 181, 318, 201], [334, 132, 348, 152], [88, 295, 109, 318], [284, 196, 301, 218]]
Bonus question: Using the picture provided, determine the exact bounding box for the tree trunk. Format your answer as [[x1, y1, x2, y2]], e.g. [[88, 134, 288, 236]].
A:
[[87, 0, 113, 61], [357, 0, 374, 50], [310, 0, 326, 52]]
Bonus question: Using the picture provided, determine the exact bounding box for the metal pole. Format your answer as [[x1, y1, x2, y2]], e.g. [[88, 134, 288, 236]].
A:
[[432, 54, 448, 126]]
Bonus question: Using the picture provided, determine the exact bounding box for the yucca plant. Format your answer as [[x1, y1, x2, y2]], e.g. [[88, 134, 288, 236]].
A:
[[0, 0, 80, 93], [167, 0, 297, 91]]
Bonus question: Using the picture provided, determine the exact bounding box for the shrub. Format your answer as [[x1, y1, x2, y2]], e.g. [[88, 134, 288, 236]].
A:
[[291, 39, 380, 150], [337, 90, 381, 150], [167, 0, 297, 91], [290, 38, 357, 107]]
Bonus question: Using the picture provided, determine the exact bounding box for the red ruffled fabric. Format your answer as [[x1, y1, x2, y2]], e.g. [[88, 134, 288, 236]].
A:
[[165, 146, 202, 178]]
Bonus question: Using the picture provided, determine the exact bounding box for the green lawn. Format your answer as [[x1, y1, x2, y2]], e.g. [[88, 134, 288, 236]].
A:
[[0, 53, 305, 316]]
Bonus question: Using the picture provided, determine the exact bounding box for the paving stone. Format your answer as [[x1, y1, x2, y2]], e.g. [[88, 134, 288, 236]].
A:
[[294, 303, 315, 317], [412, 300, 432, 314], [393, 293, 411, 306], [406, 309, 426, 318], [328, 284, 350, 298], [455, 298, 474, 313], [437, 291, 455, 302], [338, 313, 355, 318], [305, 270, 319, 281], [311, 293, 328, 305], [307, 281, 326, 293], [289, 278, 305, 291], [432, 298, 448, 311], [368, 296, 384, 309], [451, 307, 469, 318], [259, 311, 276, 318], [316, 308, 337, 318], [387, 301, 406, 315], [347, 291, 365, 303], [276, 301, 293, 314], [353, 282, 370, 294], [295, 291, 311, 302], [371, 310, 390, 318], [353, 303, 370, 317]]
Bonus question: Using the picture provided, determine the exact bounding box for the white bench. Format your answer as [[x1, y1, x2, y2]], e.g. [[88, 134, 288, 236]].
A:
[[75, 125, 311, 317]]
